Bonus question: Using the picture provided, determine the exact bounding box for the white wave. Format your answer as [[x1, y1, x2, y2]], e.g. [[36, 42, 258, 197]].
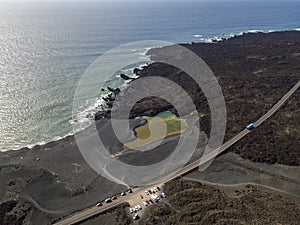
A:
[[25, 130, 75, 150], [295, 28, 300, 31], [193, 34, 203, 38], [204, 38, 214, 43], [247, 29, 264, 33], [195, 28, 292, 45], [235, 29, 280, 37], [201, 37, 223, 43], [27, 141, 47, 149], [69, 59, 151, 141]]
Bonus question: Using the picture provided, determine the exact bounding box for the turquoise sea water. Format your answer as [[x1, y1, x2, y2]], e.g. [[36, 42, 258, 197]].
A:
[[0, 1, 300, 151]]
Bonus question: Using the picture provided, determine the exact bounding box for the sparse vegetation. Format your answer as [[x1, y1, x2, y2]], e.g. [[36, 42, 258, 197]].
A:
[[139, 179, 300, 225]]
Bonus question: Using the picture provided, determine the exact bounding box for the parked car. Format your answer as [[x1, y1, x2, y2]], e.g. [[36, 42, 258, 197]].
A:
[[145, 200, 150, 205], [143, 201, 149, 206], [156, 186, 161, 191], [96, 202, 103, 207], [121, 192, 126, 196], [151, 194, 158, 199], [145, 190, 149, 195], [127, 189, 133, 193], [134, 205, 139, 212], [112, 195, 117, 200], [129, 208, 134, 213], [105, 198, 112, 203], [133, 213, 139, 220], [151, 194, 160, 202], [160, 192, 167, 198]]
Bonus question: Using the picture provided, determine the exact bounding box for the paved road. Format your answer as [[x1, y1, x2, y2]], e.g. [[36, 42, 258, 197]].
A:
[[54, 81, 300, 225]]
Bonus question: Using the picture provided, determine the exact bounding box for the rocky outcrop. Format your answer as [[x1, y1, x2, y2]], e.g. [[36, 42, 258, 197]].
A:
[[133, 67, 141, 75], [120, 73, 131, 80], [107, 87, 121, 95], [0, 200, 32, 225]]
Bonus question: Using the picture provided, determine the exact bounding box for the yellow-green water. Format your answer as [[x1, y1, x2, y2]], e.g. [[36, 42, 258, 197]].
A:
[[124, 111, 188, 150]]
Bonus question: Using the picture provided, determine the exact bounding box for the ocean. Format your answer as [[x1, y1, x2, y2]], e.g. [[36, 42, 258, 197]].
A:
[[0, 0, 299, 151]]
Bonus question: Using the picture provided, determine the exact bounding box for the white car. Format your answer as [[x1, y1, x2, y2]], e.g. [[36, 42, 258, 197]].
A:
[[151, 194, 160, 202], [143, 201, 149, 206], [161, 192, 167, 198], [144, 190, 149, 195], [137, 204, 142, 210], [129, 208, 133, 213], [151, 194, 158, 199]]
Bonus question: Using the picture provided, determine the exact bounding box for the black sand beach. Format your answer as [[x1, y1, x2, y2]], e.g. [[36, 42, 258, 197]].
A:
[[1, 31, 300, 224]]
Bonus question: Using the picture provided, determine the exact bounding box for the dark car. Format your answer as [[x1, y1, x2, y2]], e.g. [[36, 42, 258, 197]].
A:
[[105, 198, 112, 203]]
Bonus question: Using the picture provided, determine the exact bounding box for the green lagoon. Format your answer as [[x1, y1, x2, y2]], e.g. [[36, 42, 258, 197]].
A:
[[124, 111, 188, 150]]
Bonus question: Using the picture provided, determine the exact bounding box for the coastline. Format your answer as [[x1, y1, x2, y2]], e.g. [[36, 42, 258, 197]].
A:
[[1, 29, 299, 163], [1, 30, 300, 224], [3, 28, 300, 154], [2, 29, 300, 159]]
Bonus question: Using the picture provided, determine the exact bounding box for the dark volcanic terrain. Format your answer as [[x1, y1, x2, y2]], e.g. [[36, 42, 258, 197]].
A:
[[0, 31, 299, 225], [139, 179, 300, 225], [131, 31, 300, 166]]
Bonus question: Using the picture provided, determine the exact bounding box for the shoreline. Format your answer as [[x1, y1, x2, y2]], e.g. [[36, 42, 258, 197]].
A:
[[1, 29, 300, 225], [1, 29, 299, 168], [2, 29, 300, 154]]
